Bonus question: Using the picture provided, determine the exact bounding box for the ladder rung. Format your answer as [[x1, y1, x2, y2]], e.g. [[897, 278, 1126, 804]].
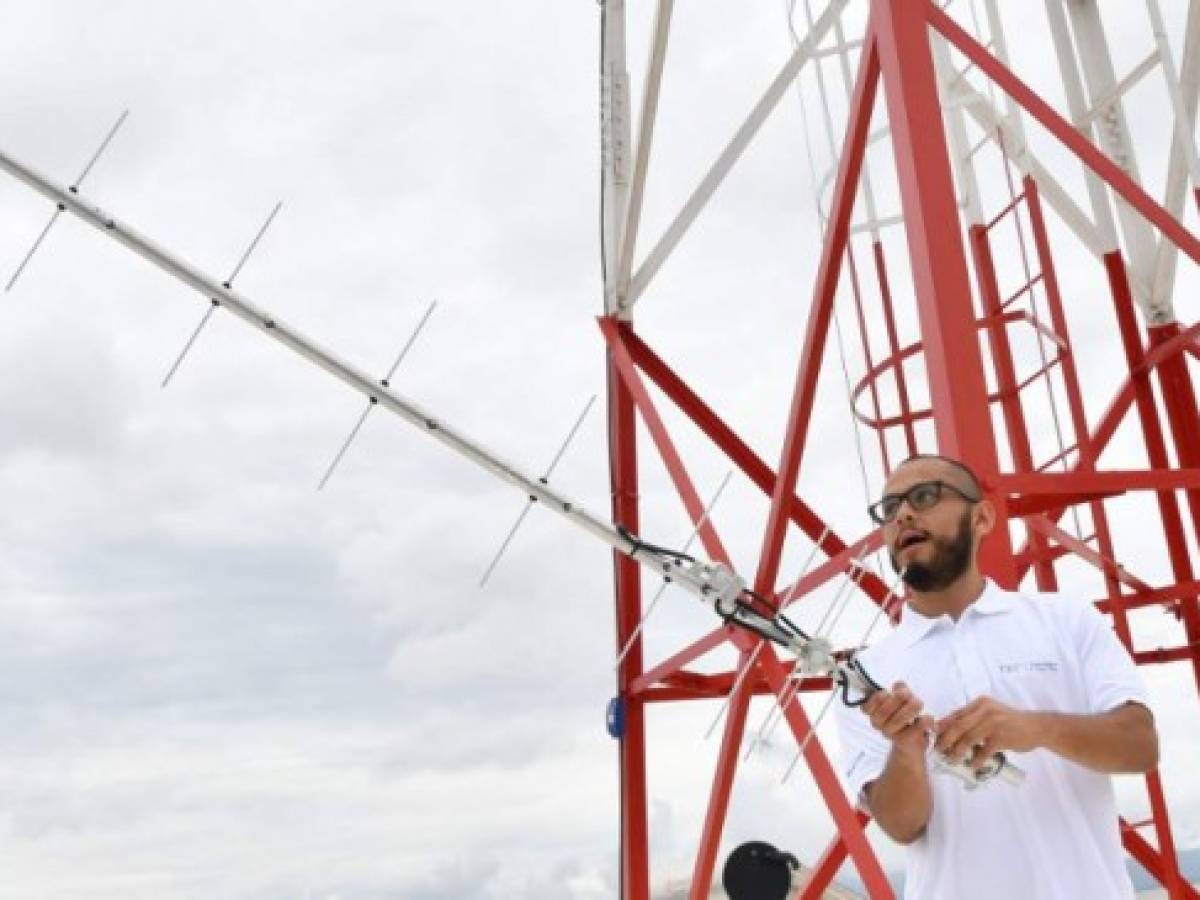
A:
[[1001, 273, 1044, 310]]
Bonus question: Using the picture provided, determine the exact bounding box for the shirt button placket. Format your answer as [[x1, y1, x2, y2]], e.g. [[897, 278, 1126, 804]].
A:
[[949, 623, 973, 705], [957, 618, 992, 700]]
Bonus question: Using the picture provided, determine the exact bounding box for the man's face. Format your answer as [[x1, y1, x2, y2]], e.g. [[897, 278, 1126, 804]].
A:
[[879, 459, 981, 591]]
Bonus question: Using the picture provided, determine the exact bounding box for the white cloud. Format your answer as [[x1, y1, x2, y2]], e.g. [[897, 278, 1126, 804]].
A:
[[0, 1, 1198, 898]]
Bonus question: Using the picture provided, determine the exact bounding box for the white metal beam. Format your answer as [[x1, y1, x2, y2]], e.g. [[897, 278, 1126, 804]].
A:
[[627, 0, 848, 306], [946, 76, 1122, 274], [1150, 0, 1200, 307], [1062, 0, 1167, 321], [1043, 0, 1121, 253], [601, 0, 632, 316], [933, 36, 986, 227], [615, 0, 673, 316], [1077, 50, 1160, 128]]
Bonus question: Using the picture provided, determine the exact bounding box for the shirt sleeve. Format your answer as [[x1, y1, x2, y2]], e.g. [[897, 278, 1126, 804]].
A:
[[1067, 595, 1151, 715], [832, 692, 891, 806]]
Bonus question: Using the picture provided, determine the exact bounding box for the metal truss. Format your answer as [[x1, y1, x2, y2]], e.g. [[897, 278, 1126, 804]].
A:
[[1, 1, 1199, 898], [600, 1, 1200, 897]]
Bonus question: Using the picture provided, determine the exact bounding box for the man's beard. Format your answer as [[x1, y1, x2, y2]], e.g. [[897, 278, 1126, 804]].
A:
[[890, 508, 974, 592]]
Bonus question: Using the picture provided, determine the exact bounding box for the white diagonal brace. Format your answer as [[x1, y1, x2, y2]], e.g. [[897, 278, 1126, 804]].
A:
[[627, 0, 848, 305], [1151, 0, 1200, 305], [616, 0, 673, 311], [1063, 0, 1164, 321], [601, 0, 632, 316], [945, 75, 1113, 264]]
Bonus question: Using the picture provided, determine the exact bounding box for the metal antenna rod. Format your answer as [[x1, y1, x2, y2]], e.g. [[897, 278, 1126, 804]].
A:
[[0, 149, 668, 569], [746, 672, 802, 761], [317, 300, 438, 490], [780, 687, 840, 783], [5, 209, 62, 293], [704, 640, 765, 740], [778, 569, 906, 781], [5, 109, 129, 292], [737, 526, 832, 756], [857, 568, 907, 648], [0, 152, 964, 782], [74, 109, 130, 187], [225, 200, 282, 286], [162, 201, 284, 388], [161, 301, 220, 388], [614, 469, 733, 668], [819, 557, 871, 641], [479, 393, 597, 587], [811, 546, 870, 637]]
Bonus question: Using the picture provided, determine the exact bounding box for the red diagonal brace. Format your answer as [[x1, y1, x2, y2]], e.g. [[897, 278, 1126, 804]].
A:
[[755, 30, 882, 597], [927, 2, 1200, 266], [601, 316, 733, 566], [618, 327, 892, 608]]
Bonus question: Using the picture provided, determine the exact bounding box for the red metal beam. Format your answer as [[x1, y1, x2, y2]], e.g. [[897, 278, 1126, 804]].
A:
[[609, 350, 650, 900], [757, 647, 895, 898], [754, 31, 882, 597], [872, 240, 917, 460], [998, 469, 1200, 495], [690, 647, 756, 899], [1147, 322, 1200, 695], [618, 326, 892, 606], [1094, 580, 1200, 614], [1025, 514, 1153, 593], [774, 530, 886, 612], [601, 316, 733, 566], [1122, 807, 1195, 899], [1102, 253, 1200, 693], [799, 813, 873, 900], [629, 626, 732, 695], [847, 240, 892, 470], [872, 0, 1014, 583], [970, 221, 1056, 588], [1133, 644, 1200, 665], [927, 2, 1200, 267]]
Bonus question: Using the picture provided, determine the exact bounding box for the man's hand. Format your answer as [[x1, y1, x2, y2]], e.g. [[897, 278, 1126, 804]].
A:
[[857, 681, 934, 844], [861, 681, 934, 758], [934, 696, 1037, 772]]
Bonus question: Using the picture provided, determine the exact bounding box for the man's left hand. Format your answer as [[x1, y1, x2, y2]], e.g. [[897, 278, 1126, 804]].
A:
[[934, 696, 1039, 772]]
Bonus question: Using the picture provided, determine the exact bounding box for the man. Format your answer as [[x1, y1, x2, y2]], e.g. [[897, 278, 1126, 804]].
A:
[[833, 454, 1158, 899]]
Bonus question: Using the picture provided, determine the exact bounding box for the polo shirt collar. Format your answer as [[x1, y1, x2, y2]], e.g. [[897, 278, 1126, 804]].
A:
[[895, 578, 1010, 646]]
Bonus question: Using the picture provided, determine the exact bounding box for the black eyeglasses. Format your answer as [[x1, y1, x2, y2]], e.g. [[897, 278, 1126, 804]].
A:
[[867, 479, 980, 525]]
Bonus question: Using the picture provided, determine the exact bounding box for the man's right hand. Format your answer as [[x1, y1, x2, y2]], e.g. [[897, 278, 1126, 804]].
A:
[[861, 680, 933, 760]]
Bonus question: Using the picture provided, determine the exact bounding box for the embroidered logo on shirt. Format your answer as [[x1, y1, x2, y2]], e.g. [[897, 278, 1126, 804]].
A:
[[998, 660, 1060, 674]]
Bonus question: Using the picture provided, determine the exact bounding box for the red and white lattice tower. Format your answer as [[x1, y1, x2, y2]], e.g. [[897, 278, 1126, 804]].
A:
[[599, 1, 1200, 897]]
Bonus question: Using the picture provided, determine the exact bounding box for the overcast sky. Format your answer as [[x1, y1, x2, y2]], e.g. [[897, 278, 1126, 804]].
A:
[[1, 2, 1199, 898]]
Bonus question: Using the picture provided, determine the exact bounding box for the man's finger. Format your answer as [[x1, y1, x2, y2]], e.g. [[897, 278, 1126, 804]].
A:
[[969, 738, 998, 771], [935, 707, 986, 757], [879, 697, 924, 739]]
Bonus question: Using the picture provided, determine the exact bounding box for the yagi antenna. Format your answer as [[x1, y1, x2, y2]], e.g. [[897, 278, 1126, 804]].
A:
[[0, 142, 1025, 794], [316, 299, 437, 490], [5, 109, 129, 292], [478, 393, 597, 587], [161, 201, 283, 388], [744, 541, 869, 761], [780, 567, 907, 785], [614, 469, 733, 668]]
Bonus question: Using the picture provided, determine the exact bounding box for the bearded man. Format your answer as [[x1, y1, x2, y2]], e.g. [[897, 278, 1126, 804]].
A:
[[833, 453, 1158, 900]]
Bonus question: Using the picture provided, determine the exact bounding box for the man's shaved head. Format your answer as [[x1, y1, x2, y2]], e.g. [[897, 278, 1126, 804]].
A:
[[892, 453, 983, 499]]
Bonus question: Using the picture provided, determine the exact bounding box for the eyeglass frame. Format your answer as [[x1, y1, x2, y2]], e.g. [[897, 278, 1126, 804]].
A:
[[867, 479, 981, 525]]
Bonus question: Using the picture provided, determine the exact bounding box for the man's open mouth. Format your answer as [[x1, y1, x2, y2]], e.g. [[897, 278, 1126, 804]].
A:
[[897, 530, 928, 551]]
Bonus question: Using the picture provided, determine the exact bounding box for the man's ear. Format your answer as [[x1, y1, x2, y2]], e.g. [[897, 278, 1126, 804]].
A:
[[974, 498, 996, 537]]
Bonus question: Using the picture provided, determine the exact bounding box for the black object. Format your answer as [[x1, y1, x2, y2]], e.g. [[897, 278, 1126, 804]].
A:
[[722, 841, 798, 900]]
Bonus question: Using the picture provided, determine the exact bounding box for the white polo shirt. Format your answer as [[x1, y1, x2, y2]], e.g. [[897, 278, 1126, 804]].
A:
[[833, 580, 1149, 900]]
